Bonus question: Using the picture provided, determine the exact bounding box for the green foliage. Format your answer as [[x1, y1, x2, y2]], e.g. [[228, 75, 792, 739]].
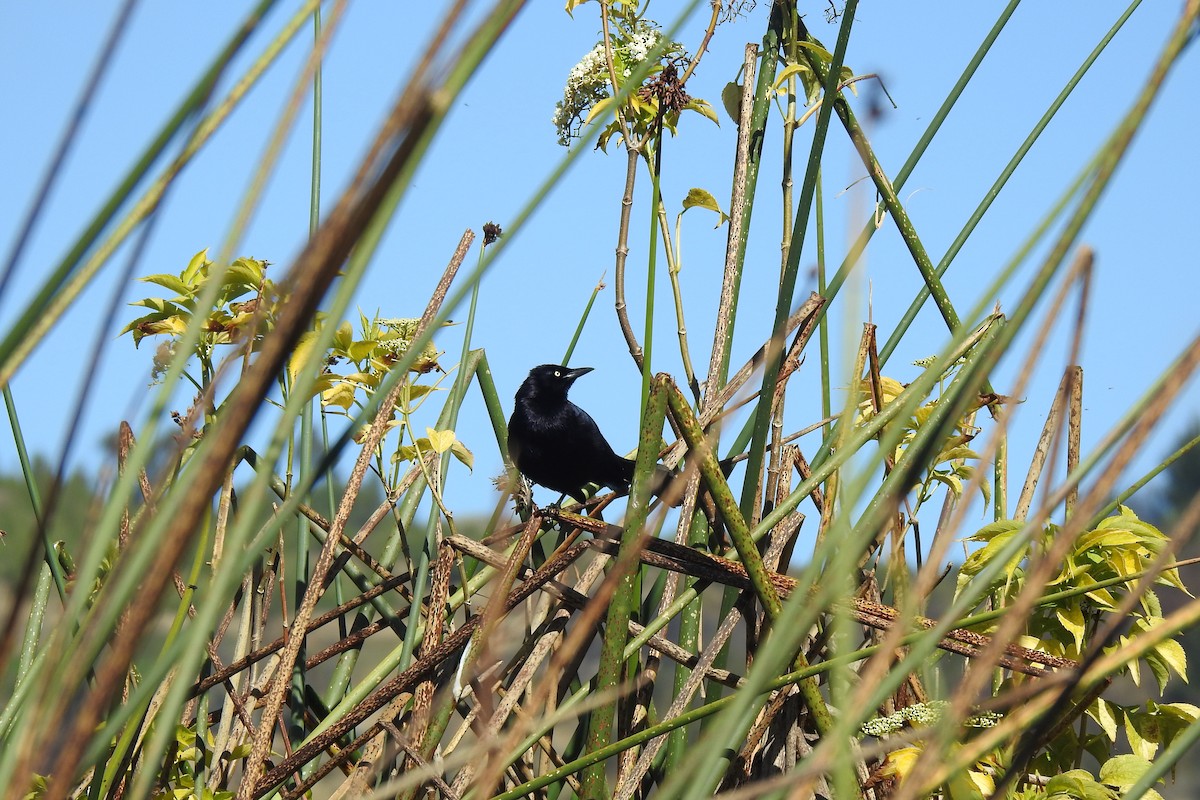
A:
[[149, 725, 237, 800], [552, 8, 716, 151], [7, 2, 1200, 798], [296, 313, 443, 410], [855, 366, 990, 508], [957, 506, 1188, 666], [122, 254, 471, 478], [121, 248, 278, 380]]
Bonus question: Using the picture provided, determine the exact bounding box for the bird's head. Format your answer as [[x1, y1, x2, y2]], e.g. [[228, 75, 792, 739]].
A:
[[519, 364, 594, 401]]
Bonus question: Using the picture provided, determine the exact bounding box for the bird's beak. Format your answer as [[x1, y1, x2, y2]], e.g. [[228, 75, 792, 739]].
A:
[[565, 366, 594, 382]]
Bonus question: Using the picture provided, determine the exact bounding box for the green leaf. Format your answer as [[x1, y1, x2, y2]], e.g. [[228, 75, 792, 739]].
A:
[[1056, 602, 1086, 653], [794, 40, 834, 63], [140, 273, 191, 296], [347, 339, 378, 363], [426, 427, 456, 454], [1076, 528, 1142, 550], [321, 381, 358, 411], [1098, 754, 1152, 789], [962, 519, 1023, 543], [680, 188, 730, 228], [938, 446, 980, 462], [721, 80, 742, 123], [683, 98, 719, 126], [771, 62, 813, 95], [1088, 698, 1120, 741], [182, 248, 210, 285], [228, 257, 266, 288], [1142, 648, 1173, 695], [333, 320, 354, 352], [931, 471, 963, 498], [288, 330, 323, 384], [451, 440, 475, 471], [1155, 701, 1199, 724], [1044, 770, 1111, 800], [584, 96, 618, 127], [1123, 711, 1157, 760], [945, 767, 989, 800]]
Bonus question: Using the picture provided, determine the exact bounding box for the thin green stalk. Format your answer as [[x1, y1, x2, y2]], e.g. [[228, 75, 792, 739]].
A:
[[580, 377, 669, 800], [1095, 429, 1200, 523], [661, 511, 707, 775], [300, 10, 325, 757], [639, 144, 662, 426], [13, 565, 53, 692], [816, 169, 830, 437], [562, 275, 606, 365], [3, 388, 66, 598], [0, 0, 289, 389], [738, 0, 855, 525], [877, 0, 1144, 366]]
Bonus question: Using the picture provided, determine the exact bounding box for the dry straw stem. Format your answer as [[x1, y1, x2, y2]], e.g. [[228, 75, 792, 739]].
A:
[[42, 83, 441, 800], [612, 516, 802, 800], [707, 42, 760, 395], [28, 3, 460, 791], [444, 537, 612, 796], [238, 224, 471, 797], [894, 328, 1200, 800], [256, 538, 593, 798], [576, 525, 1072, 676], [886, 0, 1200, 780], [0, 0, 322, 391]]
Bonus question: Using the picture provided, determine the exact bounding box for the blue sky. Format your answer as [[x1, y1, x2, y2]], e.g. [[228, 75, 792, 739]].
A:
[[1, 2, 1197, 524]]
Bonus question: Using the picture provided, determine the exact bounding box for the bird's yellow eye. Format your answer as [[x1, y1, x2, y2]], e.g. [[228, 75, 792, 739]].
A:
[[554, 370, 561, 377]]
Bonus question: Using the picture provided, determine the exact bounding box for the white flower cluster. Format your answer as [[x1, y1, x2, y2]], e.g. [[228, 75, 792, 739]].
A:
[[859, 700, 1002, 738], [552, 43, 611, 147], [622, 27, 661, 75], [551, 20, 677, 147]]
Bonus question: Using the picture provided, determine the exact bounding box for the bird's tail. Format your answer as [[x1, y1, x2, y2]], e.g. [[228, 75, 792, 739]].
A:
[[623, 457, 737, 508]]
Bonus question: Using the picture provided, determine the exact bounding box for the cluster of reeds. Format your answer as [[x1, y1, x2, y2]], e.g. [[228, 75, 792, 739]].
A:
[[2, 2, 1199, 799]]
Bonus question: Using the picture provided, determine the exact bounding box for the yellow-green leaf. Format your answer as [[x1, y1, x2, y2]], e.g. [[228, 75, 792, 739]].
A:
[[584, 96, 617, 127], [681, 188, 729, 228], [426, 428, 456, 454], [289, 330, 322, 383], [772, 63, 813, 96], [140, 273, 191, 296], [683, 98, 719, 126], [321, 381, 358, 411], [451, 440, 475, 471], [938, 446, 980, 462], [878, 746, 921, 779], [1089, 698, 1120, 741], [182, 248, 210, 284], [1056, 602, 1086, 653], [721, 80, 742, 123], [347, 339, 378, 362], [1098, 754, 1152, 789], [945, 767, 991, 800], [333, 320, 354, 351]]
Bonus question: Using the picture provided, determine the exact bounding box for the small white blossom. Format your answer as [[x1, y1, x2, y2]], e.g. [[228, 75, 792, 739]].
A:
[[552, 19, 684, 147]]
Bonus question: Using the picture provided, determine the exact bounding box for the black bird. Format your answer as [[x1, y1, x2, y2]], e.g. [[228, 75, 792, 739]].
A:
[[507, 364, 671, 505]]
